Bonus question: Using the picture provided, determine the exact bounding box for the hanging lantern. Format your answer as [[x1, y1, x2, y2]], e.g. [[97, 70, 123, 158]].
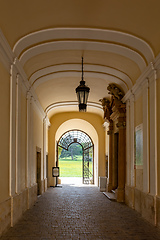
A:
[[75, 57, 90, 112]]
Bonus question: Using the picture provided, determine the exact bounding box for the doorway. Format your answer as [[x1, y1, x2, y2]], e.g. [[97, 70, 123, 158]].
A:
[[113, 132, 119, 190], [36, 149, 41, 195], [57, 130, 94, 184]]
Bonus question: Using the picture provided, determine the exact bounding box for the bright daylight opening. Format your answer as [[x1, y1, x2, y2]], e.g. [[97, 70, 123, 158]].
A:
[[57, 130, 94, 185]]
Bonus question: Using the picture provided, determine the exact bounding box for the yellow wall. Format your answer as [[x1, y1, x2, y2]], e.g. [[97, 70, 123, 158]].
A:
[[48, 112, 105, 186], [0, 61, 10, 202]]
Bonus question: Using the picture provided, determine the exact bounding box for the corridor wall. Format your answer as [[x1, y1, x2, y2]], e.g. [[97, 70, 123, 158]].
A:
[[0, 61, 10, 235], [0, 51, 47, 236], [124, 57, 160, 228]]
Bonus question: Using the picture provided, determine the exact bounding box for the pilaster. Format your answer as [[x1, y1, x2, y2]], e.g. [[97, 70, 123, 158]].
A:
[[9, 63, 18, 197], [149, 69, 157, 195], [116, 104, 126, 203], [130, 94, 135, 187], [29, 96, 34, 186], [126, 100, 130, 186], [26, 91, 31, 188], [43, 117, 47, 180], [142, 79, 149, 193], [15, 73, 21, 194]]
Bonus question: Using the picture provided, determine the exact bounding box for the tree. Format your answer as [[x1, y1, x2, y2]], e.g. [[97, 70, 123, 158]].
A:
[[59, 143, 82, 160], [58, 146, 63, 157]]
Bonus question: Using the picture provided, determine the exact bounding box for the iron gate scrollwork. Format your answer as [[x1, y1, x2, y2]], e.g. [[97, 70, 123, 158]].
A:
[[83, 146, 94, 184]]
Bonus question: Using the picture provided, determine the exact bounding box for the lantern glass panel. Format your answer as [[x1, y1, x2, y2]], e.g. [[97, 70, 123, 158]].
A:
[[78, 91, 85, 104], [84, 91, 89, 104]]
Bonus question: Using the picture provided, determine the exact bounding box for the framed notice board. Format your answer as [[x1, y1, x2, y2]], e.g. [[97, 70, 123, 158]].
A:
[[52, 167, 59, 177], [134, 124, 143, 169]]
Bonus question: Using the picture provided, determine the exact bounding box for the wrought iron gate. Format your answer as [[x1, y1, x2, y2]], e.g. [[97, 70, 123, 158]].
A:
[[57, 129, 94, 184], [83, 146, 94, 184]]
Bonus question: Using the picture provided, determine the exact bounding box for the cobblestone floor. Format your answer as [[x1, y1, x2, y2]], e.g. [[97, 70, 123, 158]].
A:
[[1, 184, 160, 240]]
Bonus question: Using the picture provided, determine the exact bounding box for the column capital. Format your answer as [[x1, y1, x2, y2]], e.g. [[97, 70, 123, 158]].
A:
[[116, 121, 126, 129], [43, 116, 51, 128], [103, 121, 108, 130]]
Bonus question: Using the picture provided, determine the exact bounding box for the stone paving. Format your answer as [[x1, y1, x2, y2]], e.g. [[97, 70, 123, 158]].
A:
[[1, 184, 160, 240]]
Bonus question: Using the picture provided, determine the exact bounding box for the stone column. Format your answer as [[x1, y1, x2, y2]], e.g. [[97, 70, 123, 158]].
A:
[[126, 99, 130, 186], [9, 63, 17, 197], [103, 121, 109, 178], [107, 121, 113, 192], [116, 110, 126, 202], [142, 80, 149, 193], [43, 116, 50, 192], [149, 69, 157, 195], [26, 91, 31, 189]]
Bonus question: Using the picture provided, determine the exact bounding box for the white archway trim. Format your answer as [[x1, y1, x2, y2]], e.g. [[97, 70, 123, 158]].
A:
[[13, 28, 154, 64], [19, 40, 146, 72], [45, 101, 103, 115], [30, 64, 133, 89]]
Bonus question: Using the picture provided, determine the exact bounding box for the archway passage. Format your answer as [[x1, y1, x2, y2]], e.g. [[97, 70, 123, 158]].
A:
[[57, 130, 94, 184]]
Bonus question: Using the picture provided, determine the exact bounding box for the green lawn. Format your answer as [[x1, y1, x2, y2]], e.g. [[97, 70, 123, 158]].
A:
[[59, 156, 93, 177], [59, 156, 82, 177]]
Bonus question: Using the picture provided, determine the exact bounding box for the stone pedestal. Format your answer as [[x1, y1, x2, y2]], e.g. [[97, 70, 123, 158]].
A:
[[99, 177, 107, 192]]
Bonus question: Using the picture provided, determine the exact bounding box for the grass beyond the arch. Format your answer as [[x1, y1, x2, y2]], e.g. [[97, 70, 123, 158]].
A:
[[59, 156, 83, 177]]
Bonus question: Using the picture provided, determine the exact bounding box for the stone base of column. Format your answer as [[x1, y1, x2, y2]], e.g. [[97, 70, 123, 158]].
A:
[[106, 183, 112, 192], [116, 188, 125, 202]]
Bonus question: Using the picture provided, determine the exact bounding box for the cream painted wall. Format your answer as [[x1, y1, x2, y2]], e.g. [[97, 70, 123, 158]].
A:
[[48, 112, 105, 186], [0, 61, 10, 202], [32, 107, 44, 185]]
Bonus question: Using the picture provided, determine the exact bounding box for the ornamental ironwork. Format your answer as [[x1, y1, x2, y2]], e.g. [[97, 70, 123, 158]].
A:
[[58, 129, 93, 151]]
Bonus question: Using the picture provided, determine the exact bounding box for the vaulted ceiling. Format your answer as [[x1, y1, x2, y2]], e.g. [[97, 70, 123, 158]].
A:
[[1, 0, 160, 118]]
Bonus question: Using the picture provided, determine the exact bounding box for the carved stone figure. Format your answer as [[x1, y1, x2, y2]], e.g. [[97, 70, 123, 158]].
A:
[[107, 84, 124, 100], [99, 98, 112, 121]]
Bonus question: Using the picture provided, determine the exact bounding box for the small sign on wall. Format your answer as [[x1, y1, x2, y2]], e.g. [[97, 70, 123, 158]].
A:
[[52, 167, 59, 177], [134, 124, 143, 169]]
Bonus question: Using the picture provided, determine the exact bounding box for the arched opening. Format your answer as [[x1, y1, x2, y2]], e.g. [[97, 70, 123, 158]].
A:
[[57, 130, 94, 184], [52, 117, 102, 187]]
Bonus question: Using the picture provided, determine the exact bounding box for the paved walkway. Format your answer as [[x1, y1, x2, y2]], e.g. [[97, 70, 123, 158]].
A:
[[1, 184, 160, 240]]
